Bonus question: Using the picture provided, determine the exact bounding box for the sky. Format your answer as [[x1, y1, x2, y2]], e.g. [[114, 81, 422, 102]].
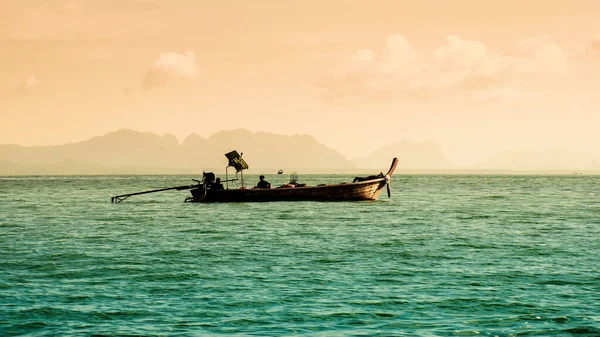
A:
[[1, 0, 599, 166]]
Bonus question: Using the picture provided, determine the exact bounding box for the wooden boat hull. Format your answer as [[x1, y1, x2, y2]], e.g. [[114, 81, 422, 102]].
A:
[[110, 157, 398, 204], [186, 178, 388, 203], [186, 157, 398, 203]]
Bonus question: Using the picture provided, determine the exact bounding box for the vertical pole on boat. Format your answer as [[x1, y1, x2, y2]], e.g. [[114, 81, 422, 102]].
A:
[[225, 166, 229, 190], [240, 152, 245, 188], [224, 150, 248, 189]]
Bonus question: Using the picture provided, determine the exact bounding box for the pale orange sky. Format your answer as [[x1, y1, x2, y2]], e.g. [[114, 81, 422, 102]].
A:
[[1, 0, 599, 166]]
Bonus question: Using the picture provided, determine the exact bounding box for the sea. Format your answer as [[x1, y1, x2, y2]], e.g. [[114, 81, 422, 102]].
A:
[[1, 174, 599, 336]]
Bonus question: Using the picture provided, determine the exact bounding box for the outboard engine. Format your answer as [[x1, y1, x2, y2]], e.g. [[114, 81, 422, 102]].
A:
[[203, 172, 216, 184], [187, 172, 215, 201]]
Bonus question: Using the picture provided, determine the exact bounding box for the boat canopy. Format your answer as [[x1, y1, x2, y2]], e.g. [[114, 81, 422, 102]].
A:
[[225, 150, 249, 172]]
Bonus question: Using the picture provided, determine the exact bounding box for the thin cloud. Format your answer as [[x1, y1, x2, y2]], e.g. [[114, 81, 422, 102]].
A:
[[16, 75, 40, 92], [513, 36, 568, 75], [593, 35, 600, 50], [318, 34, 571, 102], [588, 34, 600, 56], [471, 87, 544, 103], [142, 51, 199, 90]]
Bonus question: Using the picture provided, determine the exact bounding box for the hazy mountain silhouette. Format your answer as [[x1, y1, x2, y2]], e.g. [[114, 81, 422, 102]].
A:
[[0, 129, 182, 171], [0, 129, 361, 174], [5, 130, 599, 174], [471, 150, 600, 171], [354, 139, 452, 169]]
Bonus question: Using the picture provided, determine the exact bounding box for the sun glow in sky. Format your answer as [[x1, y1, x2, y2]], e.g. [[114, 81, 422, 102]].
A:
[[1, 0, 599, 165]]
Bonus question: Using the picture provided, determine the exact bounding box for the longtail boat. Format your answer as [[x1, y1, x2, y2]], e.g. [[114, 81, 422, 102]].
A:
[[111, 150, 398, 203]]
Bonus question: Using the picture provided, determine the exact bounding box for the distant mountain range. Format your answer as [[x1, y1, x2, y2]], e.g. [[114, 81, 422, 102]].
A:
[[353, 139, 452, 169], [0, 129, 407, 174], [1, 129, 599, 175]]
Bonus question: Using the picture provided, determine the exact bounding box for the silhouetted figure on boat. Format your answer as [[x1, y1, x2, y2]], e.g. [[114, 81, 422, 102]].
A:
[[203, 172, 223, 190], [256, 175, 271, 189], [213, 177, 224, 190]]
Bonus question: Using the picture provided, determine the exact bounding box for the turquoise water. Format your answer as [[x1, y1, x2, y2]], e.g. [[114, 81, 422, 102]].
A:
[[1, 174, 599, 336]]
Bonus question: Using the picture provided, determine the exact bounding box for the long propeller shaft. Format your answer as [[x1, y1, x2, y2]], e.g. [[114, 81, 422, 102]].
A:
[[111, 184, 196, 203]]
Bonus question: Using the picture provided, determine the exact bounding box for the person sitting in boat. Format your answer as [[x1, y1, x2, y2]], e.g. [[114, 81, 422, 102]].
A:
[[256, 175, 271, 189], [213, 177, 224, 190]]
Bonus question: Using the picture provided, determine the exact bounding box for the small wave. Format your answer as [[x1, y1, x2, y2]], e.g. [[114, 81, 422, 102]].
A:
[[0, 223, 26, 229], [562, 326, 600, 335], [312, 257, 345, 264], [92, 310, 155, 320], [15, 307, 74, 318], [456, 214, 492, 220], [177, 228, 221, 234], [64, 295, 92, 303], [537, 279, 585, 286], [7, 321, 48, 330]]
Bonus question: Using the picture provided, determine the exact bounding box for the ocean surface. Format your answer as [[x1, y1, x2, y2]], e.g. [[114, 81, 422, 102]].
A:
[[1, 174, 599, 336]]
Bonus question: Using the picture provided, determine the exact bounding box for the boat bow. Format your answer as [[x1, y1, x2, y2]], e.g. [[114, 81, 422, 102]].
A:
[[384, 157, 399, 198]]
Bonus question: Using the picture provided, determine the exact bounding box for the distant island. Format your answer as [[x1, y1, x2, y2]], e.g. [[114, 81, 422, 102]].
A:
[[353, 139, 452, 169], [1, 129, 599, 175]]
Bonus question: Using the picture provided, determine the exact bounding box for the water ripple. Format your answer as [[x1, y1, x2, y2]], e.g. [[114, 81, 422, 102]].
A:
[[1, 174, 599, 335]]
